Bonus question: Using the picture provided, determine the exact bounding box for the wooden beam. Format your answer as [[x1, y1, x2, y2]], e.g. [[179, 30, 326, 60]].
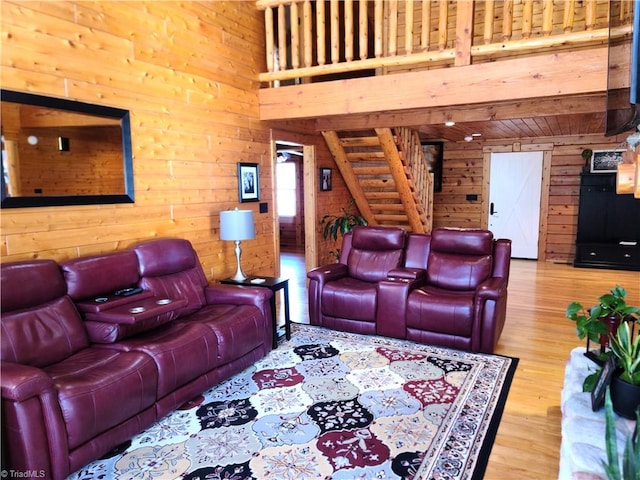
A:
[[258, 47, 610, 120], [454, 0, 474, 66], [313, 93, 607, 131]]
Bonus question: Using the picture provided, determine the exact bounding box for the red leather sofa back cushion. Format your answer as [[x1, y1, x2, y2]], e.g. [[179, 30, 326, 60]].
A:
[[61, 251, 140, 301], [426, 228, 494, 291], [347, 226, 405, 282], [133, 238, 208, 316], [1, 260, 88, 367]]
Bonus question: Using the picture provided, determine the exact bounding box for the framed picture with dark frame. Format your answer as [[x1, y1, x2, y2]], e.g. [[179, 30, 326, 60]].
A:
[[591, 356, 616, 411], [320, 167, 332, 191], [238, 163, 260, 202], [590, 149, 625, 173], [421, 142, 444, 192]]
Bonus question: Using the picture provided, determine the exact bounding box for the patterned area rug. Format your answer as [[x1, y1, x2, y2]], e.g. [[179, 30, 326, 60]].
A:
[[68, 324, 518, 480]]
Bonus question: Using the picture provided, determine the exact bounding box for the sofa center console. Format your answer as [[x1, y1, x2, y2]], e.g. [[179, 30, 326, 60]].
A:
[[77, 292, 187, 325]]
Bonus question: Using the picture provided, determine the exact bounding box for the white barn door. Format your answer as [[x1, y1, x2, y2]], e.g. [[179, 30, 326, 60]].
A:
[[488, 152, 543, 259]]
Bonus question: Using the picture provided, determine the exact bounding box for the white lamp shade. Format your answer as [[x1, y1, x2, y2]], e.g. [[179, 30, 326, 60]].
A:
[[220, 209, 255, 241]]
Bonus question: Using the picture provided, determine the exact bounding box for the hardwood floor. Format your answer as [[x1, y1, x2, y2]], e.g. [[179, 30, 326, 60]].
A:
[[279, 252, 640, 479]]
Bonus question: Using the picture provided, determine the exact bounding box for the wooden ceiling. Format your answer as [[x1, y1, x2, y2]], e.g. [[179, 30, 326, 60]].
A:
[[416, 111, 607, 143], [309, 91, 632, 144]]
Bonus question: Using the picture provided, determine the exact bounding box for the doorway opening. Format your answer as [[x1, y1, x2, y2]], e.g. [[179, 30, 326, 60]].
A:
[[275, 140, 309, 324], [276, 141, 305, 252]]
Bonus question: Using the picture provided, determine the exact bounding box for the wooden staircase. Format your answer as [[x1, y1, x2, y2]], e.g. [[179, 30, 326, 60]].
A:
[[321, 127, 433, 233]]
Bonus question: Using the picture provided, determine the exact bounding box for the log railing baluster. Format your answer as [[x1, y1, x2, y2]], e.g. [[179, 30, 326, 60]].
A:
[[256, 0, 633, 85]]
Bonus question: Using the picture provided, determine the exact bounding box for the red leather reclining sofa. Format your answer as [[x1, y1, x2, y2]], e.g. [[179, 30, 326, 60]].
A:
[[0, 238, 273, 480]]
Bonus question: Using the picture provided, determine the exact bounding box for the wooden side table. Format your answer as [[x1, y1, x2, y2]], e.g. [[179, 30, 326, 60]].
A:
[[220, 275, 290, 349]]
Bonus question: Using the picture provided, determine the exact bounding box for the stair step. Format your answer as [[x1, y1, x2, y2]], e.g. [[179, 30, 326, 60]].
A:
[[360, 179, 396, 188], [374, 214, 410, 222], [366, 191, 400, 199], [369, 203, 405, 211], [346, 152, 386, 161], [352, 166, 391, 175], [340, 136, 379, 147]]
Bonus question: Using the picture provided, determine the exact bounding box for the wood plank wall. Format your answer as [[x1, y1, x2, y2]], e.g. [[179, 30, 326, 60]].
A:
[[435, 133, 627, 263], [0, 1, 629, 273], [0, 1, 279, 281]]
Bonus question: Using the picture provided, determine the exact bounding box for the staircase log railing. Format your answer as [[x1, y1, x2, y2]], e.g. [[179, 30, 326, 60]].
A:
[[256, 0, 634, 84], [394, 127, 433, 232]]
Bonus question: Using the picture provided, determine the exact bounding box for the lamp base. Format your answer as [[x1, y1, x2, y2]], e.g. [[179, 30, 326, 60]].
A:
[[231, 240, 248, 281], [230, 269, 248, 282]]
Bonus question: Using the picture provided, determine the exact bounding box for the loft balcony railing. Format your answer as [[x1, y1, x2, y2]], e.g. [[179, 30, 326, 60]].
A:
[[256, 0, 634, 85]]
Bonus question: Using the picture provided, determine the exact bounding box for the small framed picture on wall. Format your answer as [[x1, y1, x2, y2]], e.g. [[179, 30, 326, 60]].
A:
[[590, 150, 625, 173], [320, 168, 332, 191], [238, 163, 260, 202]]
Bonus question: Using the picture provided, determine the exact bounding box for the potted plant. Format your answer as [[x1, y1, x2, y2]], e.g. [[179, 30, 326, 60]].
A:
[[581, 148, 593, 172], [320, 199, 368, 260], [609, 321, 640, 419], [566, 286, 640, 358], [566, 286, 640, 391]]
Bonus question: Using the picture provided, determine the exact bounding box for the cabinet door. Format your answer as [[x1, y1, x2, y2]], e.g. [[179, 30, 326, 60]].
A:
[[577, 183, 612, 242]]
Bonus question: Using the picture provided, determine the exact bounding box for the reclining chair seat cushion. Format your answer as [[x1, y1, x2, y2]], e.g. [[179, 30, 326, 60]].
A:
[[180, 304, 266, 364], [105, 322, 219, 399], [321, 278, 378, 322], [44, 348, 157, 450], [406, 286, 475, 337]]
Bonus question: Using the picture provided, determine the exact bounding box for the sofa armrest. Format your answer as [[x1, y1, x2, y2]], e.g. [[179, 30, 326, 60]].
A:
[[205, 284, 273, 307], [205, 284, 273, 350], [472, 276, 509, 353], [307, 262, 348, 282], [475, 276, 508, 301], [1, 362, 54, 401], [1, 362, 69, 479], [306, 263, 348, 326]]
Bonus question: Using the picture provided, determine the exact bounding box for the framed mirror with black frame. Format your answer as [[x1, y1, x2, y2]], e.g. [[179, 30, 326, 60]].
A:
[[0, 89, 134, 208]]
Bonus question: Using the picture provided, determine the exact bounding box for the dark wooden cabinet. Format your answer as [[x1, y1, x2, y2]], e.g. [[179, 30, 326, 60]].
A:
[[574, 173, 640, 271]]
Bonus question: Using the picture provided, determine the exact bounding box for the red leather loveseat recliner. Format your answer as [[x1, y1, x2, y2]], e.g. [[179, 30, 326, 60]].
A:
[[307, 226, 511, 354]]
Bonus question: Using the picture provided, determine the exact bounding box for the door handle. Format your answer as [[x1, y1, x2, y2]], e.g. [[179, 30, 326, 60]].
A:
[[490, 202, 498, 215]]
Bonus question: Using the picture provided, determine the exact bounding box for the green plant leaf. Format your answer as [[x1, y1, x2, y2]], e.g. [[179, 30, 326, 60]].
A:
[[602, 388, 622, 480], [583, 371, 600, 393], [566, 302, 583, 318]]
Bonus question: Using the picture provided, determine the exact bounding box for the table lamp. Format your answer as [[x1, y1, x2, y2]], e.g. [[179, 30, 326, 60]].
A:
[[220, 208, 255, 281]]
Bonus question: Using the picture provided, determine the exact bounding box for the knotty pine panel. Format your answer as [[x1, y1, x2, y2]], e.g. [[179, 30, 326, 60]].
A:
[[433, 133, 628, 263], [0, 1, 277, 282]]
